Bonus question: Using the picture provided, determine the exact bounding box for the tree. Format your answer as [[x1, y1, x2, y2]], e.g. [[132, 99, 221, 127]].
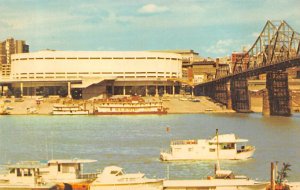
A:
[[58, 86, 68, 97], [147, 86, 156, 96], [14, 88, 22, 98], [276, 162, 291, 185], [6, 89, 13, 98], [43, 88, 49, 97]]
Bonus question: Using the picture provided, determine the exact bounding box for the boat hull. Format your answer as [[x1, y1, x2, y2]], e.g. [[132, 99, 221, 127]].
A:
[[0, 185, 57, 190], [90, 181, 163, 190], [52, 111, 89, 115], [160, 148, 255, 161], [163, 180, 268, 190], [94, 111, 167, 115]]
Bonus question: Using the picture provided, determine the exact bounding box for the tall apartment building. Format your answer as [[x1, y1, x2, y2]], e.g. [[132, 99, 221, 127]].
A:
[[0, 38, 29, 78]]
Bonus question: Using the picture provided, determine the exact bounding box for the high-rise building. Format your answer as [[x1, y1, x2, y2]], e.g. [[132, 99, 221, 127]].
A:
[[0, 38, 29, 78]]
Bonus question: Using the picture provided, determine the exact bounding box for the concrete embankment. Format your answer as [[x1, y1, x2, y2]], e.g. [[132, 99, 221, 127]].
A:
[[0, 96, 233, 115]]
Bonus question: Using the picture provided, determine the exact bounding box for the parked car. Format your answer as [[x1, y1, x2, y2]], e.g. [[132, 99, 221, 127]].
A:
[[15, 98, 24, 102], [192, 98, 201, 102]]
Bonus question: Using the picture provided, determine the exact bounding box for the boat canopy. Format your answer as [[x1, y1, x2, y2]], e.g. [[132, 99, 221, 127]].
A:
[[5, 161, 48, 169], [48, 159, 97, 164], [208, 134, 248, 143]]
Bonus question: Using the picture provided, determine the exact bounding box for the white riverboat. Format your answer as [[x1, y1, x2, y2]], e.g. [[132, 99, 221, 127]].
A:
[[160, 130, 255, 161], [52, 104, 89, 115], [0, 161, 58, 190], [93, 98, 167, 115], [89, 166, 163, 190]]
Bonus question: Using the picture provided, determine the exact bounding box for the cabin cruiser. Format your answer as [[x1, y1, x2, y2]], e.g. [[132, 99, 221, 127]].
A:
[[89, 166, 163, 190], [0, 161, 58, 190], [160, 131, 255, 161]]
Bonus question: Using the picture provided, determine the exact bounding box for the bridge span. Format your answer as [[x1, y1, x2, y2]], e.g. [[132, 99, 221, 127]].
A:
[[194, 20, 300, 116]]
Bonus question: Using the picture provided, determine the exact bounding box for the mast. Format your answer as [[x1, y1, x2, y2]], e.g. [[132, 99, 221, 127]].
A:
[[216, 129, 221, 171]]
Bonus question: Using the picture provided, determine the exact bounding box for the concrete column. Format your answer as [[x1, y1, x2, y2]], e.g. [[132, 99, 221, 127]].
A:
[[145, 85, 148, 96], [172, 84, 175, 96], [164, 85, 166, 95], [20, 82, 23, 97], [155, 85, 158, 97], [123, 86, 126, 95], [67, 82, 71, 98]]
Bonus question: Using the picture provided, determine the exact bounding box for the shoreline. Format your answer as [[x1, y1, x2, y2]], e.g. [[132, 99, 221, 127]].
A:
[[1, 95, 298, 115]]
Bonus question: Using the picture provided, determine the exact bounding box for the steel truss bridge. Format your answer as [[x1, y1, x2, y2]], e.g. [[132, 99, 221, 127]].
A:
[[194, 20, 300, 116]]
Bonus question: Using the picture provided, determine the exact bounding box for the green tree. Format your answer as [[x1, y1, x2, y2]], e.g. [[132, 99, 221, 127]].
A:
[[58, 86, 68, 97], [14, 88, 22, 98], [43, 88, 49, 97], [276, 162, 291, 185]]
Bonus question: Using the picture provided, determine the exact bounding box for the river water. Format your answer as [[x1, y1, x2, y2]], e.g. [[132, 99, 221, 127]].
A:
[[0, 113, 300, 181]]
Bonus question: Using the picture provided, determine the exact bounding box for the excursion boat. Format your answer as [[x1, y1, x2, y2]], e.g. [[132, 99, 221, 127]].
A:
[[93, 98, 168, 115], [52, 104, 89, 115], [89, 166, 163, 190], [160, 130, 255, 161], [0, 161, 58, 190]]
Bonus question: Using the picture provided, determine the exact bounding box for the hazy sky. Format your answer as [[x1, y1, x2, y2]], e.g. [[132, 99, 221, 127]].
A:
[[1, 0, 299, 58]]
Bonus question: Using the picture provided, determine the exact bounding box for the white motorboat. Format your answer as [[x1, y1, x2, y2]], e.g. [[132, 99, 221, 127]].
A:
[[0, 161, 58, 190], [160, 130, 255, 161], [89, 166, 163, 190]]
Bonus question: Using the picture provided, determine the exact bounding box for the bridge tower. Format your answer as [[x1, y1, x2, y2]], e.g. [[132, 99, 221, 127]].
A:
[[230, 77, 251, 113], [263, 71, 291, 116]]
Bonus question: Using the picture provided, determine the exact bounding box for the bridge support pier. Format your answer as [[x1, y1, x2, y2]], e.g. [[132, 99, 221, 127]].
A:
[[214, 82, 228, 105], [230, 77, 251, 113], [263, 71, 291, 116]]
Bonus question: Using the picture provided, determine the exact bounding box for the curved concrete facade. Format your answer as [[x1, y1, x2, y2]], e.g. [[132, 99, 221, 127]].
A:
[[7, 51, 182, 98], [11, 51, 182, 80]]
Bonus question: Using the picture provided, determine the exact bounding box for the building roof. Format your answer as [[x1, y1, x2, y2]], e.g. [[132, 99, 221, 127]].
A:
[[11, 50, 182, 59]]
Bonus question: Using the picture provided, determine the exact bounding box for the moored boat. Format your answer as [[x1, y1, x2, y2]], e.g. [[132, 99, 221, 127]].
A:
[[93, 97, 168, 115], [0, 161, 58, 190], [89, 166, 163, 190], [160, 130, 255, 161], [52, 104, 89, 115]]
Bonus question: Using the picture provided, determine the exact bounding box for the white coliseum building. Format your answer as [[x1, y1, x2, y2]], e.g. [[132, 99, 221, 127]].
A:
[[4, 50, 182, 99]]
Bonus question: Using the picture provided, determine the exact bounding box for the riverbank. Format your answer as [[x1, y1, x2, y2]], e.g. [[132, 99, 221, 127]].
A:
[[0, 95, 234, 115], [1, 93, 299, 115]]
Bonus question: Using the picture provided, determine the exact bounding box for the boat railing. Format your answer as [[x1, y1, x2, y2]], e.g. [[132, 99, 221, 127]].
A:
[[171, 140, 197, 145], [78, 173, 98, 180]]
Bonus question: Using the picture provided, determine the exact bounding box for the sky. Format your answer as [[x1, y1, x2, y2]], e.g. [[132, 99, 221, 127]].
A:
[[0, 0, 300, 58]]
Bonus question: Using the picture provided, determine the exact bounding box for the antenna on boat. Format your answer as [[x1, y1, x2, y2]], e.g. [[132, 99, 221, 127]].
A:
[[46, 135, 49, 160], [216, 129, 221, 171]]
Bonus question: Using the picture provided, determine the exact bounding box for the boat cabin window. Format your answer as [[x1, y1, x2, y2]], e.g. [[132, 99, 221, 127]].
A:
[[209, 148, 216, 152], [111, 170, 123, 176], [222, 143, 235, 149], [17, 168, 21, 177], [58, 164, 61, 172], [24, 169, 32, 176]]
